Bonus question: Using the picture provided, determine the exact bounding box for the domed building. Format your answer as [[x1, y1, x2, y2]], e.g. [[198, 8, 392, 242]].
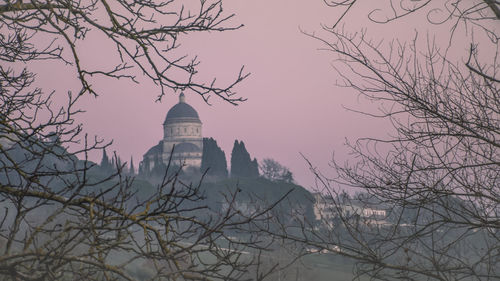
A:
[[140, 93, 203, 174]]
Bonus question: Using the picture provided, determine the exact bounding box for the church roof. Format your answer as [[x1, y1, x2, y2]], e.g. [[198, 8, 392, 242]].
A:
[[144, 141, 200, 157], [174, 142, 201, 153], [145, 141, 163, 155], [164, 93, 200, 124]]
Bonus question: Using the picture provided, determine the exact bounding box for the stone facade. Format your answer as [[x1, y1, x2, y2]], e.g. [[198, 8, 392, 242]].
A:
[[140, 93, 203, 174], [313, 193, 388, 228]]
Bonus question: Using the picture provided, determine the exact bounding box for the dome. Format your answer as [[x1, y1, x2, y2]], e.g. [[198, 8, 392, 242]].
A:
[[145, 141, 163, 155], [164, 93, 200, 123], [174, 142, 201, 153]]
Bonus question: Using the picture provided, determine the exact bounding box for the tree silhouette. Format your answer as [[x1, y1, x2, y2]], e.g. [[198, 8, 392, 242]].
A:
[[280, 1, 500, 280], [260, 158, 294, 183], [129, 156, 135, 176], [201, 137, 228, 178], [0, 1, 282, 279], [231, 140, 259, 178]]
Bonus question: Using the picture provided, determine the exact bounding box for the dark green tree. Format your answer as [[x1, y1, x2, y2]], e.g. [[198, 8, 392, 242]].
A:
[[230, 140, 244, 177], [129, 156, 135, 176], [201, 137, 228, 178], [0, 0, 287, 278], [260, 158, 294, 183], [250, 158, 259, 178], [230, 140, 259, 178], [100, 148, 112, 173]]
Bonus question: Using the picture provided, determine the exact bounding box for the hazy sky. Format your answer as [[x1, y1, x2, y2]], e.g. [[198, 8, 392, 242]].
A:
[[35, 1, 426, 188]]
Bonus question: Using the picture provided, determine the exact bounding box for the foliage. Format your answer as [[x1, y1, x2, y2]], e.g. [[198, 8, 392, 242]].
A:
[[260, 158, 294, 183], [129, 156, 135, 176], [0, 0, 248, 103], [99, 148, 113, 174], [0, 0, 283, 279], [201, 137, 228, 179], [290, 1, 500, 280], [200, 177, 316, 225], [1, 141, 285, 280], [230, 140, 259, 178]]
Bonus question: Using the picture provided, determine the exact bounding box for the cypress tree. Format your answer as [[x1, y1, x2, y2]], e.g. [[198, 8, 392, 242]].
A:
[[230, 140, 241, 177], [239, 141, 251, 177], [117, 156, 127, 174], [250, 158, 259, 178], [100, 148, 108, 167], [129, 156, 135, 176], [217, 147, 228, 177], [100, 148, 112, 173], [231, 140, 258, 178], [201, 137, 228, 178]]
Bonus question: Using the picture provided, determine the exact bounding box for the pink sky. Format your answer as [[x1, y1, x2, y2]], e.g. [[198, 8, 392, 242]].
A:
[[32, 1, 447, 188]]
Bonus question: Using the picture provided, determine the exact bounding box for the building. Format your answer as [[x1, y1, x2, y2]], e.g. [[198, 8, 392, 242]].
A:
[[313, 193, 388, 228], [313, 193, 338, 224], [139, 93, 203, 174]]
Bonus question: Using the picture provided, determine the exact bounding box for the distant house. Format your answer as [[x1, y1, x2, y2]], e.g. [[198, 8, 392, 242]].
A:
[[313, 193, 388, 227], [313, 193, 337, 226]]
